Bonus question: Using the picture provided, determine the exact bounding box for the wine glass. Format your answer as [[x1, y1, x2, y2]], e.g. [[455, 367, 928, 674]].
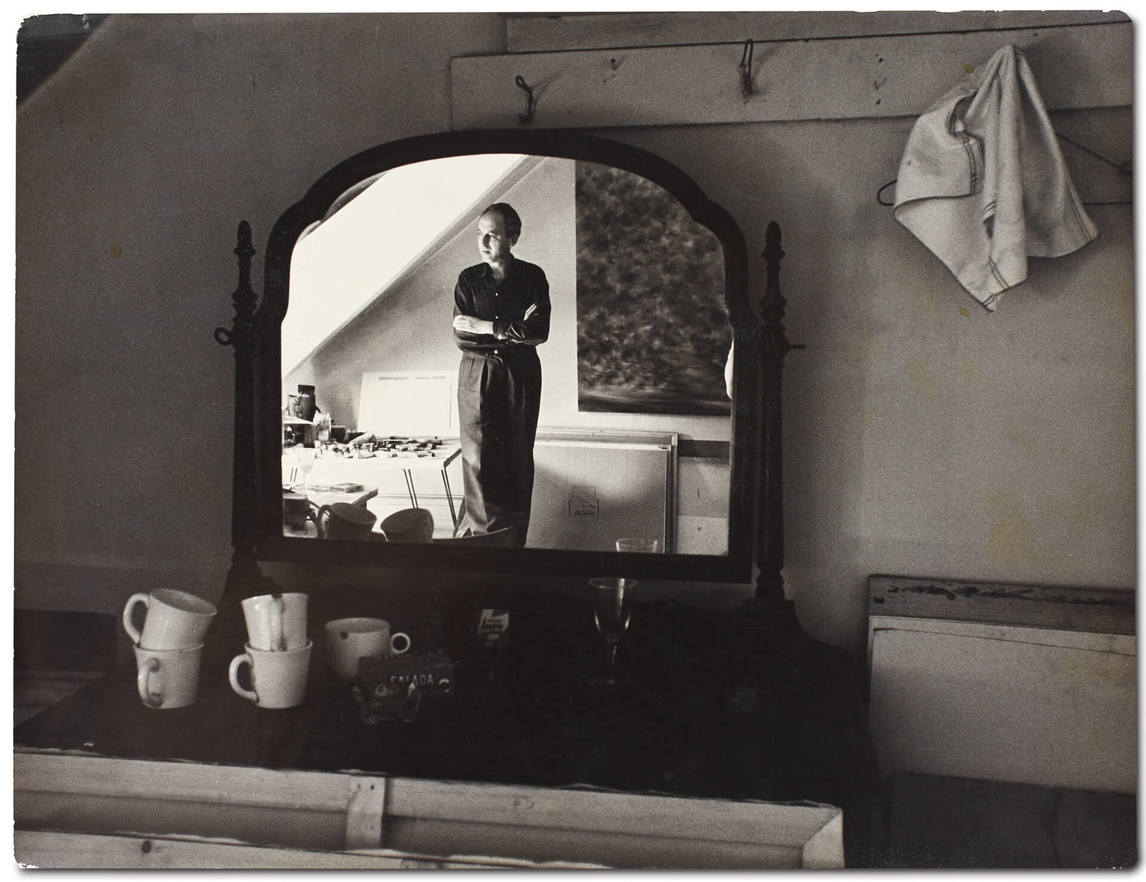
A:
[[588, 577, 637, 684], [288, 445, 317, 493], [298, 453, 315, 493]]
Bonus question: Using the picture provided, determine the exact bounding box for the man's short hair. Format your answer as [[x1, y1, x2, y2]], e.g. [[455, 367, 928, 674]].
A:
[[481, 203, 522, 240]]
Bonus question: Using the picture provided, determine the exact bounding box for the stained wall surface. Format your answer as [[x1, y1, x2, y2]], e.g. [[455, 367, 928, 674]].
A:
[[618, 115, 1135, 650]]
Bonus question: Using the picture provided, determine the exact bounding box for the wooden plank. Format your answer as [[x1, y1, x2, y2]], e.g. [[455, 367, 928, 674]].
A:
[[868, 574, 1135, 635], [14, 753, 351, 813], [871, 616, 1135, 654], [452, 22, 1131, 130], [386, 777, 840, 847], [384, 817, 805, 869], [343, 776, 387, 850], [13, 830, 604, 870], [505, 11, 1130, 54], [802, 812, 846, 869], [868, 620, 1136, 792], [16, 792, 349, 854]]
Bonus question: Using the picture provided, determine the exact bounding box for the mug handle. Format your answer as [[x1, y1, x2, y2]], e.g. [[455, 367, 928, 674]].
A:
[[228, 653, 259, 703], [316, 505, 332, 538], [390, 632, 411, 656], [137, 657, 163, 708], [122, 592, 150, 645]]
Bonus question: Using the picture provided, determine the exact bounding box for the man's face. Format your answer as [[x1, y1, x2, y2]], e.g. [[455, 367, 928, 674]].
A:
[[477, 211, 515, 265]]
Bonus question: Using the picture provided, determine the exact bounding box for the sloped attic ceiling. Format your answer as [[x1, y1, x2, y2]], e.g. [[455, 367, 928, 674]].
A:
[[283, 153, 540, 376]]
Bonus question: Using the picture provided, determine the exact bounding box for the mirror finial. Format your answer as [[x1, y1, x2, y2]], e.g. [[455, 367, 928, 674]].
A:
[[215, 220, 258, 348]]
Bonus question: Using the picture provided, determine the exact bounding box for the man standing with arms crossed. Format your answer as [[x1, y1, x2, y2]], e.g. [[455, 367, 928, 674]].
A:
[[451, 203, 550, 546]]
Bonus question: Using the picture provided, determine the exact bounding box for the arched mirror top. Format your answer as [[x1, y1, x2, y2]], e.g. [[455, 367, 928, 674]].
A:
[[248, 129, 764, 583], [262, 130, 750, 327]]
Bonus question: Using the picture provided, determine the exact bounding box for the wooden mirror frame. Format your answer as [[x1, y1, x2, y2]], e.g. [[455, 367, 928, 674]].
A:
[[219, 129, 791, 591]]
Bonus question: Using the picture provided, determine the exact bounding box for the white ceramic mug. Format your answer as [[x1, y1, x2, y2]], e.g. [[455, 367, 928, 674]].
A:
[[228, 640, 313, 709], [122, 589, 217, 650], [324, 617, 411, 683], [241, 592, 308, 651], [134, 643, 204, 709]]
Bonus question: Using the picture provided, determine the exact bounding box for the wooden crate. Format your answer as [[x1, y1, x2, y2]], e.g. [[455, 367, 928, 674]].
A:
[[15, 749, 844, 869]]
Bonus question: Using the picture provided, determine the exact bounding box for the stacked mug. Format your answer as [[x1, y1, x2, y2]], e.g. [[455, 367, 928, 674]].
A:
[[229, 593, 312, 709], [122, 589, 218, 710]]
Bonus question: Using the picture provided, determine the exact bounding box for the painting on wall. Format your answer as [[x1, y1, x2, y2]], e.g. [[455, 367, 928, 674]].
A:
[[575, 161, 731, 415]]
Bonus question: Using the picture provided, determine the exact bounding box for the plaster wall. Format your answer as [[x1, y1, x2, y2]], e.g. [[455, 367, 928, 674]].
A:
[[15, 13, 1135, 657], [15, 13, 508, 608], [608, 113, 1134, 650]]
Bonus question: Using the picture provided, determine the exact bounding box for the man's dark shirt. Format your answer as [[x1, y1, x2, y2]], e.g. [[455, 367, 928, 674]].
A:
[[453, 258, 551, 353]]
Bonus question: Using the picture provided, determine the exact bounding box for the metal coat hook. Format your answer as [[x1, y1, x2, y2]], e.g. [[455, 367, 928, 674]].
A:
[[515, 75, 536, 124], [739, 39, 755, 99]]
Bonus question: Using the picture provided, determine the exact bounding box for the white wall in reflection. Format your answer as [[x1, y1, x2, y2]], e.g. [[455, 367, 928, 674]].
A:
[[283, 154, 529, 375]]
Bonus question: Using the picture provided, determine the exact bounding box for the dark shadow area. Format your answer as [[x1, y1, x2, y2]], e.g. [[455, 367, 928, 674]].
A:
[[17, 14, 106, 105], [880, 771, 1136, 869]]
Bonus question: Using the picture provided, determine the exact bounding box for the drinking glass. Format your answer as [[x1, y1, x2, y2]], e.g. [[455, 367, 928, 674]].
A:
[[615, 538, 660, 554], [589, 577, 637, 682], [290, 446, 316, 493]]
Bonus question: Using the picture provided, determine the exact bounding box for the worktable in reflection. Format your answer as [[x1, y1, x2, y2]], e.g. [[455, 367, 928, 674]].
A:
[[291, 446, 462, 534]]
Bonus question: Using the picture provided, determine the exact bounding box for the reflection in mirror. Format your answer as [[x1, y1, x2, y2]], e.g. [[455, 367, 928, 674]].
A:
[[280, 154, 732, 555]]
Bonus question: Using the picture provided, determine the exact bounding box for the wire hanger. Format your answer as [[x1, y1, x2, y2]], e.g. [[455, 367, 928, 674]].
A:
[[877, 131, 1132, 206]]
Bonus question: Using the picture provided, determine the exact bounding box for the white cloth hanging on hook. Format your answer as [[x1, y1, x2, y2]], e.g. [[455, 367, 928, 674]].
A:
[[893, 44, 1097, 311]]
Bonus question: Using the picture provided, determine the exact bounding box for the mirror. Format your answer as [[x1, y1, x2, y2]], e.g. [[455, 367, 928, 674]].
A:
[[248, 130, 760, 582]]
